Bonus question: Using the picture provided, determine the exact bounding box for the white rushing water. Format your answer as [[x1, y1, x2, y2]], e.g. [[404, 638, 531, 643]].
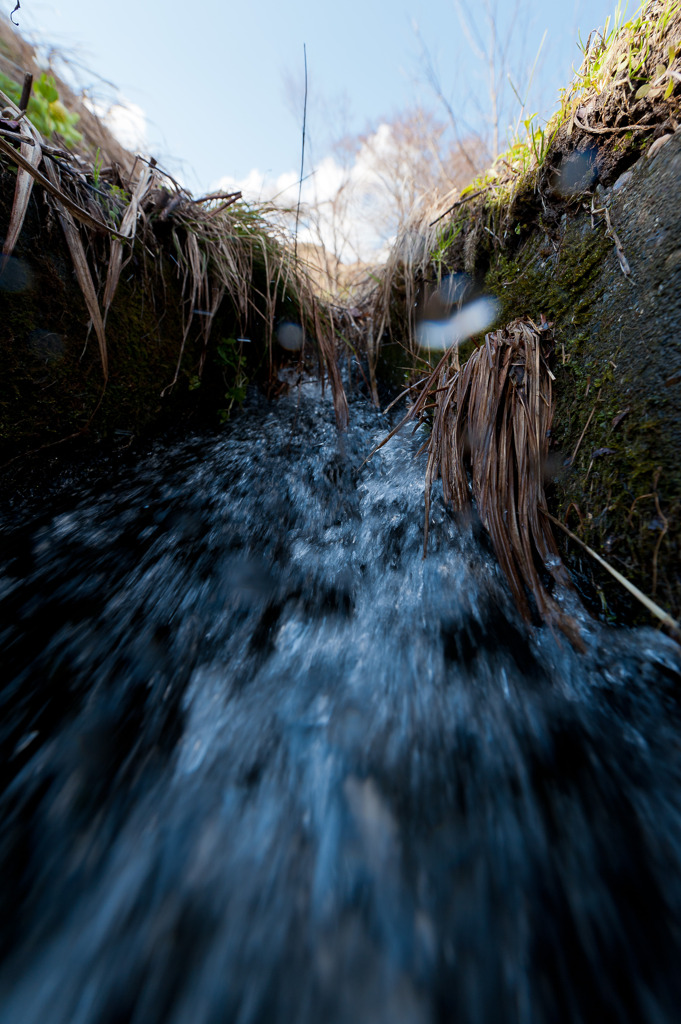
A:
[[1, 381, 680, 1024]]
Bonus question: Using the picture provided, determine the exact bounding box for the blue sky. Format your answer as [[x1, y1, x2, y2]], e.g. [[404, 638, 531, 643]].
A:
[[6, 0, 620, 194]]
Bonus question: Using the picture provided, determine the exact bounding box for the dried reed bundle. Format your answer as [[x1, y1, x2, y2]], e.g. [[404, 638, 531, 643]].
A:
[[428, 319, 577, 629], [370, 318, 580, 640]]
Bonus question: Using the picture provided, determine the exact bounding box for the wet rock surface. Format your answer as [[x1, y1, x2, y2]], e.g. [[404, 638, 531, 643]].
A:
[[471, 131, 681, 620], [550, 129, 681, 616]]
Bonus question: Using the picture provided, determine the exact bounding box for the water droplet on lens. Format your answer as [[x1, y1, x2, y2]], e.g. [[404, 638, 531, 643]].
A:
[[0, 255, 31, 292], [276, 321, 304, 351]]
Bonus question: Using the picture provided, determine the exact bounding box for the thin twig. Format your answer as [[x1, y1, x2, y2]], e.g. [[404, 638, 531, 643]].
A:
[[652, 491, 668, 597], [294, 43, 308, 262], [205, 195, 242, 217], [543, 510, 680, 638], [381, 375, 429, 415], [18, 72, 32, 112], [569, 393, 600, 465], [0, 126, 34, 145], [603, 206, 631, 277], [192, 191, 242, 205], [0, 380, 107, 471], [574, 114, 649, 135], [626, 472, 668, 598]]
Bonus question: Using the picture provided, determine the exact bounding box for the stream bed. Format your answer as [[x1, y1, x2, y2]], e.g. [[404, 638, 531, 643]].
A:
[[1, 381, 680, 1024]]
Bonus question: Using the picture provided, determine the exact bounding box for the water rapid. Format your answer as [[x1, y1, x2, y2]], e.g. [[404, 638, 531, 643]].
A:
[[1, 381, 680, 1024]]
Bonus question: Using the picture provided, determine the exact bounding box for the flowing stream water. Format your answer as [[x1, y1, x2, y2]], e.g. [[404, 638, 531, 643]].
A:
[[1, 381, 681, 1024]]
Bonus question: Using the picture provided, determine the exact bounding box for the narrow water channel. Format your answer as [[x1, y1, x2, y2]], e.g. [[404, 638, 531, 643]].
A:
[[1, 382, 680, 1024]]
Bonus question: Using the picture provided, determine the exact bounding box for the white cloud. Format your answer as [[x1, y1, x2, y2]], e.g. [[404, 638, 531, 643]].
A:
[[84, 97, 148, 153], [211, 122, 410, 264]]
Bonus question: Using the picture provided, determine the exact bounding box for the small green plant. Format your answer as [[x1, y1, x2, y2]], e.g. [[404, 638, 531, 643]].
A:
[[0, 69, 82, 147], [430, 221, 463, 266], [522, 112, 561, 167], [216, 337, 248, 423], [108, 184, 130, 204], [89, 181, 130, 228], [572, 0, 681, 101], [93, 147, 102, 188], [105, 183, 131, 225]]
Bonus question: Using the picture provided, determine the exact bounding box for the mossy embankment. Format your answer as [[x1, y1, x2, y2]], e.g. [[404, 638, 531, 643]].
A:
[[376, 140, 681, 623], [0, 160, 329, 491], [485, 138, 681, 622], [0, 21, 345, 473], [489, 141, 679, 618], [371, 2, 681, 624], [1, 169, 183, 449]]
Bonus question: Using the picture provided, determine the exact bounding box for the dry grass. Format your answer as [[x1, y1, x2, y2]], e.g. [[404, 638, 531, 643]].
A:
[[167, 192, 348, 426], [569, 0, 681, 108], [370, 318, 582, 642]]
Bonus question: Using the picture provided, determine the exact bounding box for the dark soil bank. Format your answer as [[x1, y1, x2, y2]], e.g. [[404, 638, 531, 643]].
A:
[[0, 164, 292, 467]]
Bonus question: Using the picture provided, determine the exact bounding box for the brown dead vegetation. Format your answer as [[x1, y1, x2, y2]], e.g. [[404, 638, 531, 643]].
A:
[[369, 318, 586, 642]]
